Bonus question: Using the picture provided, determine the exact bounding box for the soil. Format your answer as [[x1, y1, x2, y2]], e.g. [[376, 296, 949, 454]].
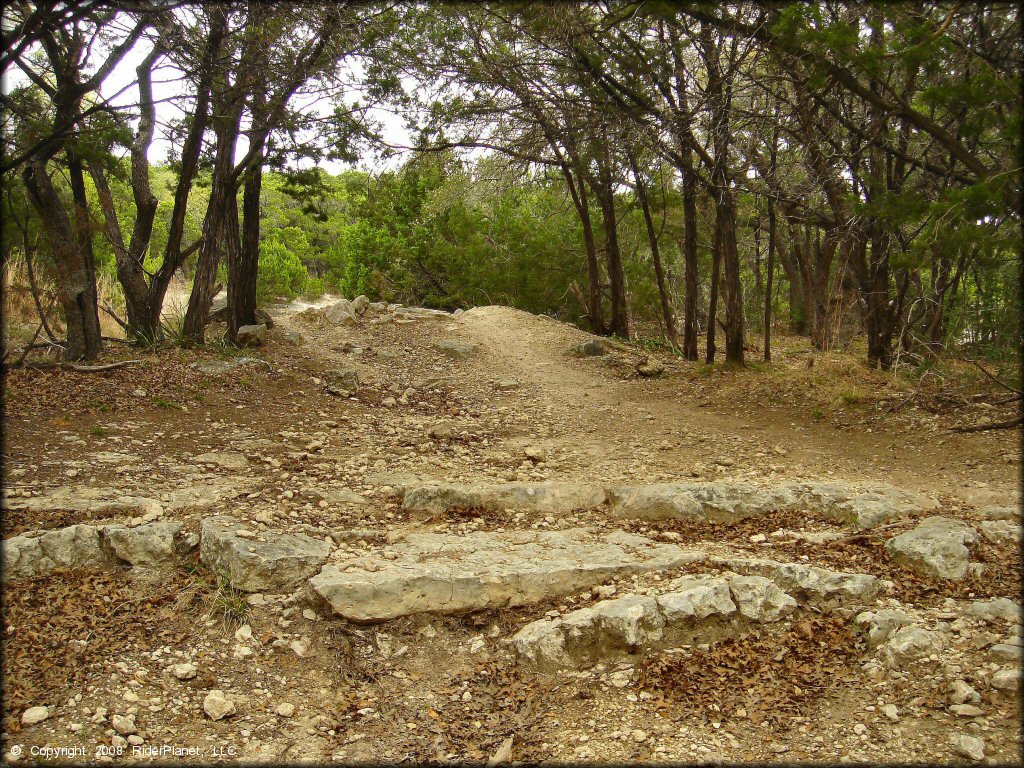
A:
[[2, 301, 1020, 764]]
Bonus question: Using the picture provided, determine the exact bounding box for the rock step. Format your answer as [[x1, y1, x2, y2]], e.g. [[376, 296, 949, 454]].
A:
[[396, 479, 939, 529], [307, 528, 702, 622], [511, 560, 883, 671], [2, 521, 188, 582]]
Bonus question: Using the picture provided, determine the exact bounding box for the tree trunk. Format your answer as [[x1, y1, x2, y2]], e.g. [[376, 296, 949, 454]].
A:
[[681, 159, 699, 360], [596, 174, 629, 338], [764, 196, 776, 362], [562, 163, 604, 333], [228, 156, 263, 341], [703, 25, 744, 366], [629, 152, 678, 349], [181, 101, 241, 344], [22, 158, 101, 360], [577, 178, 604, 334], [706, 224, 721, 364]]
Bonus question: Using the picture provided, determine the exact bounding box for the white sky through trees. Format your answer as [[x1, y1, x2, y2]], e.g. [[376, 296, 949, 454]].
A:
[[3, 32, 414, 175]]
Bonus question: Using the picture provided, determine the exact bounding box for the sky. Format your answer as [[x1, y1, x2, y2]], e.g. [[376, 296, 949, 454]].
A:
[[4, 27, 417, 176]]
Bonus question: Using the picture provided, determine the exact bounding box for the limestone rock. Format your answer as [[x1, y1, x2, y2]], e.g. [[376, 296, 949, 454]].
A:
[[719, 558, 880, 606], [236, 323, 267, 347], [203, 690, 236, 721], [608, 481, 799, 522], [800, 482, 938, 529], [111, 714, 136, 736], [21, 706, 50, 726], [402, 481, 606, 516], [324, 299, 359, 326], [309, 528, 700, 622], [979, 520, 1021, 546], [950, 733, 985, 762], [101, 521, 183, 572], [573, 340, 609, 357], [172, 662, 197, 681], [878, 626, 942, 668], [989, 643, 1022, 663], [949, 679, 981, 705], [885, 517, 978, 580], [194, 451, 249, 471], [200, 516, 330, 593], [391, 306, 450, 322], [656, 576, 736, 622], [855, 609, 914, 647], [964, 597, 1021, 623], [2, 524, 110, 581], [324, 366, 363, 396], [727, 575, 797, 622], [990, 668, 1021, 690], [435, 340, 477, 360]]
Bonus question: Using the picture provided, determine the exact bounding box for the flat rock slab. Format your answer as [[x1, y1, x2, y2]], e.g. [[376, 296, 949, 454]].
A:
[[513, 573, 798, 670], [608, 480, 937, 528], [200, 516, 331, 593], [710, 556, 882, 606], [3, 478, 246, 518], [308, 528, 702, 622], [402, 481, 607, 515], [885, 516, 979, 580], [2, 521, 186, 582]]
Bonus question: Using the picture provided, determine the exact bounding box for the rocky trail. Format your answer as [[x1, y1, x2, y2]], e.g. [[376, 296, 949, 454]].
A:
[[2, 298, 1021, 764]]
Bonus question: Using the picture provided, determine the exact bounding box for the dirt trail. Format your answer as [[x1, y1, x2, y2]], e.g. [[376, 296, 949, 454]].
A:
[[2, 299, 1020, 765], [450, 306, 1017, 502]]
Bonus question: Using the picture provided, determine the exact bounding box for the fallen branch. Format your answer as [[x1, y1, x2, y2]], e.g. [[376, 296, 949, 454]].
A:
[[951, 415, 1024, 433], [101, 302, 131, 333], [65, 360, 141, 372], [16, 359, 141, 373], [967, 359, 1023, 396]]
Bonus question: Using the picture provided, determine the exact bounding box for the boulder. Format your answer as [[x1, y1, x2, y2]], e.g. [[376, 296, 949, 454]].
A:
[[324, 366, 363, 396], [964, 598, 1021, 623], [979, 520, 1021, 546], [885, 517, 979, 580], [990, 668, 1022, 690], [277, 329, 305, 346], [800, 482, 938, 529], [435, 340, 477, 360], [608, 481, 800, 522], [200, 516, 330, 593], [714, 557, 880, 606], [855, 609, 914, 647], [727, 575, 798, 622], [324, 299, 359, 325], [656, 576, 736, 622], [2, 524, 110, 581], [573, 340, 609, 357], [236, 323, 267, 347], [308, 528, 700, 622], [351, 295, 370, 315], [101, 521, 183, 572], [402, 481, 606, 515], [877, 626, 942, 668], [980, 505, 1020, 522]]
